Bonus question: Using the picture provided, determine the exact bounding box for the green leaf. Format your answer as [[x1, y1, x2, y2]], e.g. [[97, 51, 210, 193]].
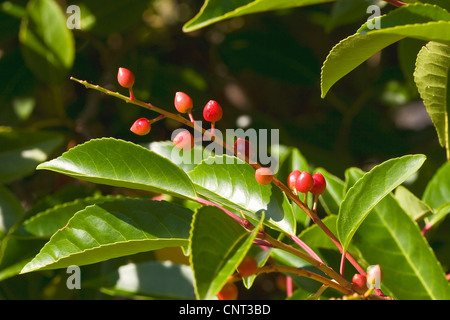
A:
[[37, 138, 197, 200], [183, 0, 335, 32], [0, 128, 63, 184], [337, 154, 426, 252], [20, 199, 193, 273], [147, 140, 207, 173], [422, 161, 450, 209], [414, 41, 450, 154], [321, 3, 450, 98], [13, 195, 125, 238], [188, 155, 296, 235], [19, 0, 75, 84], [189, 205, 262, 300], [96, 261, 196, 300], [395, 185, 433, 221], [353, 194, 450, 300], [0, 185, 25, 240]]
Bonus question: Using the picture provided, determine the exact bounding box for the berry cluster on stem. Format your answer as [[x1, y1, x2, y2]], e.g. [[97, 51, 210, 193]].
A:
[[70, 67, 391, 300]]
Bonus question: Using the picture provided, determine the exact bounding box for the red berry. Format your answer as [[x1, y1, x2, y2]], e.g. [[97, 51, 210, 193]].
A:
[[287, 170, 301, 191], [295, 172, 314, 193], [234, 138, 255, 160], [217, 282, 238, 300], [173, 130, 194, 150], [130, 118, 151, 136], [352, 274, 368, 293], [203, 100, 223, 123], [174, 92, 193, 113], [255, 167, 273, 185], [310, 172, 326, 195], [237, 256, 258, 277], [117, 67, 135, 88]]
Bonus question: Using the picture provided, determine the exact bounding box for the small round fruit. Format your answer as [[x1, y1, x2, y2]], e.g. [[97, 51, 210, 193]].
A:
[[287, 170, 301, 191], [310, 172, 326, 195], [234, 138, 255, 160], [130, 118, 151, 136], [352, 274, 368, 293], [255, 167, 273, 185], [203, 100, 223, 122], [295, 171, 314, 193], [237, 256, 258, 277], [174, 92, 193, 113], [173, 130, 194, 150], [217, 282, 238, 300], [117, 67, 135, 88]]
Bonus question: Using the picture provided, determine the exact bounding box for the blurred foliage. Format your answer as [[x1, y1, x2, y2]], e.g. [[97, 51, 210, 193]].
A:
[[0, 0, 447, 299]]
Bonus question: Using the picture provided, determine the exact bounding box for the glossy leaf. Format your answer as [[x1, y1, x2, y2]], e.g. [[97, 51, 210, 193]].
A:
[[337, 154, 426, 252], [422, 161, 450, 209], [414, 41, 450, 155], [0, 128, 63, 184], [147, 140, 208, 173], [321, 3, 450, 97], [20, 199, 193, 273], [183, 0, 335, 32], [19, 0, 75, 84], [189, 205, 262, 300], [96, 261, 195, 300], [37, 138, 197, 200], [188, 155, 296, 235], [13, 195, 125, 238], [354, 194, 450, 299], [395, 185, 433, 221]]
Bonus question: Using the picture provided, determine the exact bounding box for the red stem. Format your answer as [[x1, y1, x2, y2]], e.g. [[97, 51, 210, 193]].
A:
[[383, 0, 407, 7]]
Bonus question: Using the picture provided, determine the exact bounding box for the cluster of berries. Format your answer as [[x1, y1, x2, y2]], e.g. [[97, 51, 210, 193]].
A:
[[118, 67, 223, 150], [119, 67, 327, 195]]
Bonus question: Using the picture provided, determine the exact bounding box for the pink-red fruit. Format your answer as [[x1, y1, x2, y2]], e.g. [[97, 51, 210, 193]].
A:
[[352, 274, 368, 293], [117, 67, 135, 88], [237, 256, 258, 277], [217, 282, 238, 300], [287, 170, 301, 191], [173, 130, 194, 150], [310, 172, 326, 195], [130, 118, 151, 136], [255, 168, 273, 185], [295, 172, 314, 193], [174, 92, 193, 113], [203, 100, 223, 122]]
